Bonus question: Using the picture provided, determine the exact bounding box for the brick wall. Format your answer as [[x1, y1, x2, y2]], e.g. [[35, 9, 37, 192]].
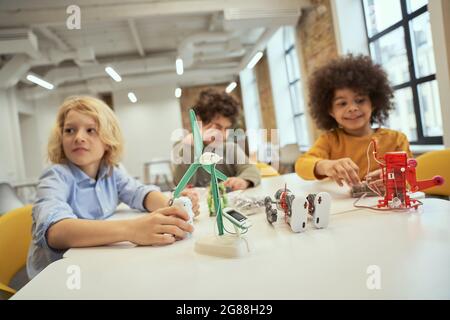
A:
[[254, 54, 277, 143], [296, 0, 339, 140], [179, 83, 244, 131]]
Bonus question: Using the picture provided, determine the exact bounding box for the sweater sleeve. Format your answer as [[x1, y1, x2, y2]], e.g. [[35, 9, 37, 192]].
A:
[[295, 132, 331, 180], [396, 131, 413, 158]]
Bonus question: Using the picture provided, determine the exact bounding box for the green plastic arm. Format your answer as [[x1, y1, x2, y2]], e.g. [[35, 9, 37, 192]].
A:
[[201, 165, 227, 181], [173, 163, 201, 198], [189, 110, 204, 162], [210, 164, 224, 235]]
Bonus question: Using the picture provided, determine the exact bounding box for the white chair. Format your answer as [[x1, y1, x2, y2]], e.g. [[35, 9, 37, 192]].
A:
[[143, 159, 174, 191]]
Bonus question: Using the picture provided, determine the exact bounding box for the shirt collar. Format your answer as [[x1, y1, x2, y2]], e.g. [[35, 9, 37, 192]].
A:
[[68, 161, 110, 184]]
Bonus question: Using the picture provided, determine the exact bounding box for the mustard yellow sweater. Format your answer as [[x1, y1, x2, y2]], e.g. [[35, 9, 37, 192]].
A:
[[295, 128, 412, 180]]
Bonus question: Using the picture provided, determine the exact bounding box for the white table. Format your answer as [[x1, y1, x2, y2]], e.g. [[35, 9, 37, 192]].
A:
[[12, 174, 450, 299]]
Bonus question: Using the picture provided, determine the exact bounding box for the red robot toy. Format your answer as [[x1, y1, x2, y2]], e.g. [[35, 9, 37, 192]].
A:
[[370, 139, 444, 209]]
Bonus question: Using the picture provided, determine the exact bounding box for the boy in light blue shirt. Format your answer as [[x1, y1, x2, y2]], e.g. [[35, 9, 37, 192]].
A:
[[28, 96, 198, 278]]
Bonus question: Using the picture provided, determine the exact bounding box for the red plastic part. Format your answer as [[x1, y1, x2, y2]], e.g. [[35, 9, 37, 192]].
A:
[[371, 139, 444, 209]]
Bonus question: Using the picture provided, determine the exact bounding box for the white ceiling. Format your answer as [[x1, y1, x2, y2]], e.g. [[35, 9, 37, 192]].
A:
[[0, 0, 309, 99]]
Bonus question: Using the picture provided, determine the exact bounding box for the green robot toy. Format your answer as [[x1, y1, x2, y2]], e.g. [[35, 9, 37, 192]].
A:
[[207, 182, 228, 216]]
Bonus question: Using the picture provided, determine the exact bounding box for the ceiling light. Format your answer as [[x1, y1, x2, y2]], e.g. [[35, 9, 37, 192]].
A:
[[105, 66, 122, 82], [225, 81, 237, 93], [128, 92, 137, 103], [26, 74, 54, 90], [176, 58, 184, 75], [175, 87, 182, 98], [246, 51, 263, 69]]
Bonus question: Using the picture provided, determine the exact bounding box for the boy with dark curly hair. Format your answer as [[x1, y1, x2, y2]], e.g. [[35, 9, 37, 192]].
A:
[[295, 54, 412, 187], [173, 89, 261, 190]]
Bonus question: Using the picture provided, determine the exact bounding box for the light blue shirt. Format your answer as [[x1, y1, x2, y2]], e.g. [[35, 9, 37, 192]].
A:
[[27, 162, 159, 279]]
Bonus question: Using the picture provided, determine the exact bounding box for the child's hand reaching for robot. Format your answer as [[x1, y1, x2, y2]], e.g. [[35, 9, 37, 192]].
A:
[[365, 169, 385, 194], [365, 169, 382, 181], [316, 158, 361, 187], [180, 188, 200, 216], [224, 177, 250, 191]]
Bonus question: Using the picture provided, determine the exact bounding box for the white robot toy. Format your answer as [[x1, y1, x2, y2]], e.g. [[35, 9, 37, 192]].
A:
[[264, 184, 331, 233]]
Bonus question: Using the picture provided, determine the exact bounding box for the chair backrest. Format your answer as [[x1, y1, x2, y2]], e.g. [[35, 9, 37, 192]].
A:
[[280, 143, 301, 164], [256, 162, 280, 177], [0, 182, 24, 215], [144, 159, 174, 189], [415, 149, 450, 196], [0, 205, 33, 295]]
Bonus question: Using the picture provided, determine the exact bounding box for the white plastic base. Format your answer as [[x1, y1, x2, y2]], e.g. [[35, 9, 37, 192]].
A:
[[194, 234, 250, 258]]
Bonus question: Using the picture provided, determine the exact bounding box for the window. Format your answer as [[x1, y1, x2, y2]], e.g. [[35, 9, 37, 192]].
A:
[[283, 27, 309, 147], [239, 68, 262, 156], [362, 0, 442, 144]]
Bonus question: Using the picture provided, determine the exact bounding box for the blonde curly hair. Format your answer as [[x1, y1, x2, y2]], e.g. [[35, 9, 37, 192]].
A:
[[47, 95, 124, 167]]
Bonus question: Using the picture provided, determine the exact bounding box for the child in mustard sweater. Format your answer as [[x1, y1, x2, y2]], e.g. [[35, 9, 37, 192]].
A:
[[295, 55, 412, 187]]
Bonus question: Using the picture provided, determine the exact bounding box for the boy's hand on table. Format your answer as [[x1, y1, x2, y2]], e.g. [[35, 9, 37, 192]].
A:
[[180, 188, 200, 216], [128, 206, 194, 245], [224, 177, 250, 191], [316, 158, 360, 187]]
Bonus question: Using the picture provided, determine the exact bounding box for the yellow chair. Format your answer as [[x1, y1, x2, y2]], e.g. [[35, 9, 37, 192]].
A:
[[415, 149, 450, 196], [0, 205, 33, 297], [256, 162, 280, 177]]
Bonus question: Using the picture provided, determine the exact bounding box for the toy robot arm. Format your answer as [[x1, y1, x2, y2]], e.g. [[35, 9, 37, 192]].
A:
[[406, 159, 445, 192]]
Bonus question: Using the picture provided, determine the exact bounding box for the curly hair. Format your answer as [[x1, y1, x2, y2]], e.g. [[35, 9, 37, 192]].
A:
[[308, 54, 394, 130], [48, 95, 124, 168], [193, 89, 240, 125]]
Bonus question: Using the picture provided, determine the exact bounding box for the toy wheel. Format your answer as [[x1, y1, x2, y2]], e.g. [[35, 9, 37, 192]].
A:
[[274, 188, 292, 200], [264, 196, 272, 208], [271, 209, 278, 222], [274, 189, 283, 200], [285, 194, 294, 208]]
